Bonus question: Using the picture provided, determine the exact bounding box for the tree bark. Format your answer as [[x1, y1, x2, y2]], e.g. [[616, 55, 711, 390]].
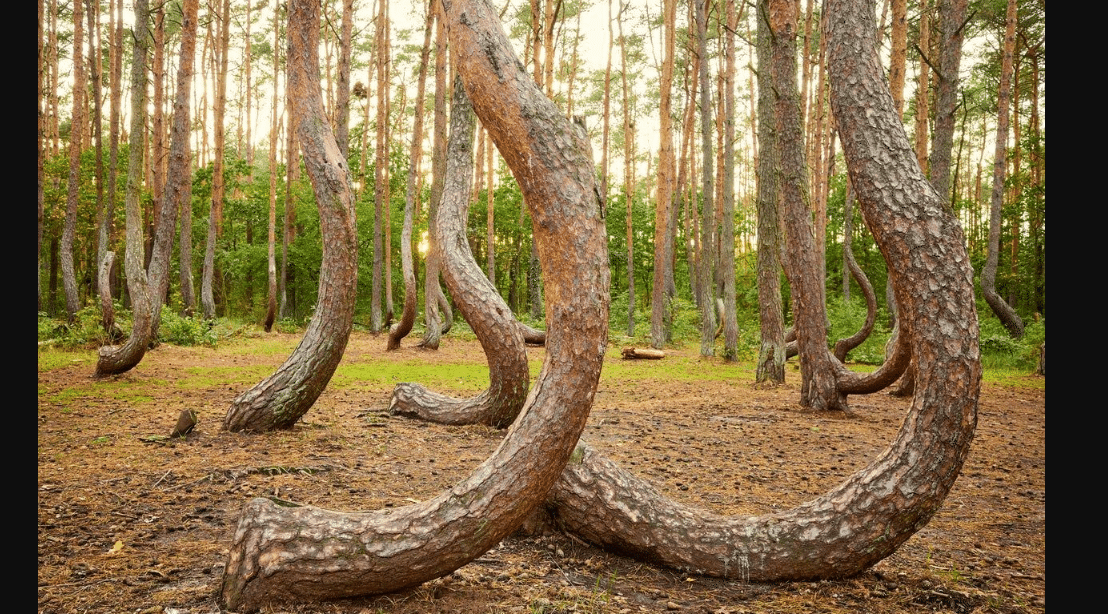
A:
[[389, 74, 531, 428], [928, 0, 968, 212], [617, 4, 634, 338], [719, 0, 740, 360], [221, 0, 359, 433], [220, 0, 609, 608], [754, 0, 785, 385], [95, 0, 153, 378], [202, 0, 232, 320], [98, 0, 198, 375], [981, 0, 1023, 338], [771, 0, 844, 411], [85, 0, 104, 303]]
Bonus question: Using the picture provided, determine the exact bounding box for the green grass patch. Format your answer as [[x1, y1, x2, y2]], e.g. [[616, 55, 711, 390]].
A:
[[332, 360, 491, 393], [46, 378, 159, 411], [38, 348, 96, 371], [176, 364, 281, 390]]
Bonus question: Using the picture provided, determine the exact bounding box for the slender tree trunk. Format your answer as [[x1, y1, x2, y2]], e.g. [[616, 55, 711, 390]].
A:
[[149, 7, 165, 276], [202, 0, 231, 319], [421, 5, 449, 349], [720, 0, 740, 360], [335, 0, 353, 159], [264, 0, 281, 332], [39, 0, 46, 312], [370, 0, 389, 332], [86, 0, 104, 302], [981, 0, 1023, 338], [102, 0, 123, 307], [148, 0, 198, 323], [754, 0, 785, 385], [695, 0, 716, 357], [96, 0, 153, 377], [486, 120, 496, 287], [222, 0, 359, 433], [650, 0, 677, 349], [913, 0, 931, 173], [61, 0, 85, 322], [280, 57, 300, 320], [771, 0, 844, 411], [388, 3, 434, 351], [889, 0, 907, 117], [220, 0, 609, 606], [928, 0, 968, 211], [617, 4, 634, 338]]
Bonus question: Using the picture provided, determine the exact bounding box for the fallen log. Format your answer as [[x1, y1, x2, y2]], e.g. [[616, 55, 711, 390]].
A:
[[621, 347, 666, 360]]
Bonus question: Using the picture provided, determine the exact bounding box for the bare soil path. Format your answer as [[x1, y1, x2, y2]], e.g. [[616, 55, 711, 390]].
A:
[[38, 332, 1044, 613]]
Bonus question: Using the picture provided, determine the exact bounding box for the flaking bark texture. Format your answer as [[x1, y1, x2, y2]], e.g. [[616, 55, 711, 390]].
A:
[[536, 0, 980, 583], [754, 0, 785, 385], [221, 0, 358, 433], [219, 0, 609, 609], [770, 0, 844, 411], [389, 75, 530, 428]]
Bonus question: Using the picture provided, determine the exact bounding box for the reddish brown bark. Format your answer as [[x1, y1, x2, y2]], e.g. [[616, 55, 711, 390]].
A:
[[539, 0, 980, 581], [389, 74, 530, 428], [219, 0, 609, 608], [221, 0, 359, 433]]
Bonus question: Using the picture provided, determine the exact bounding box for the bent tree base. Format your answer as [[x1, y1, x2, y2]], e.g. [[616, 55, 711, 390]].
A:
[[219, 0, 610, 610]]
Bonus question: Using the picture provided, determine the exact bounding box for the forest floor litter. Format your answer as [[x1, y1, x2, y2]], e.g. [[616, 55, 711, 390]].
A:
[[38, 331, 1045, 613]]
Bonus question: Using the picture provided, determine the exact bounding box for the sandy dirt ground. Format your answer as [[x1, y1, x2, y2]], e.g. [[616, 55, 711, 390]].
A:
[[38, 332, 1045, 613]]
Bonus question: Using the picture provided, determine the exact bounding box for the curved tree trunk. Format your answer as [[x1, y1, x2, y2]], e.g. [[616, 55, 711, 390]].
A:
[[388, 5, 434, 352], [981, 0, 1023, 338], [98, 252, 122, 342], [833, 183, 877, 363], [96, 0, 153, 378], [97, 0, 197, 376], [389, 75, 530, 428], [538, 0, 980, 582], [420, 11, 449, 350], [219, 0, 609, 609], [221, 0, 359, 433]]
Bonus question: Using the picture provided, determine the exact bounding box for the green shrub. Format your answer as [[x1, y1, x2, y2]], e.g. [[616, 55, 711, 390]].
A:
[[158, 311, 218, 346], [38, 306, 128, 349], [978, 313, 1044, 372]]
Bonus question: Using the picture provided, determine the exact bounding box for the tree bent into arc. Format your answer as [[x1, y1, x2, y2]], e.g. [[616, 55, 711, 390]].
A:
[[219, 0, 980, 609]]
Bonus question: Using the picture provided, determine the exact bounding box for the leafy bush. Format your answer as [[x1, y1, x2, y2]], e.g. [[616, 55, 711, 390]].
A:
[[275, 317, 304, 334], [978, 313, 1044, 372], [158, 311, 218, 346], [38, 306, 128, 349]]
